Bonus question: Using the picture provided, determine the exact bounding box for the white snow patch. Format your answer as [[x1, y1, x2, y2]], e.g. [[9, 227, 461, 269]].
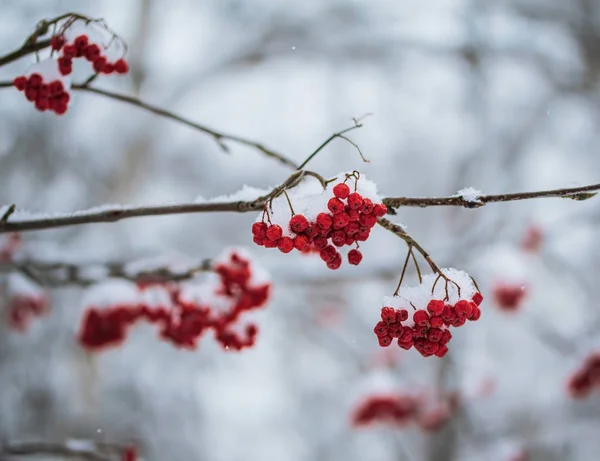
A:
[[195, 185, 271, 203], [455, 186, 483, 203]]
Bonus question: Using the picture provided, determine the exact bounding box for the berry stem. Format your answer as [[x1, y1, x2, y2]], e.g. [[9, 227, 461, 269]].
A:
[[296, 122, 364, 170], [393, 244, 413, 296], [409, 247, 422, 284], [281, 190, 295, 216]]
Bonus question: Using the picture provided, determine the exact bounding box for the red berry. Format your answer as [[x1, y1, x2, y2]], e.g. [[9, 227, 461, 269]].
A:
[[38, 84, 50, 98], [355, 230, 370, 241], [359, 213, 378, 229], [427, 300, 445, 316], [48, 80, 64, 96], [265, 224, 283, 241], [331, 230, 346, 247], [289, 214, 309, 233], [440, 330, 452, 345], [451, 316, 466, 327], [348, 249, 362, 265], [277, 237, 294, 254], [114, 58, 129, 74], [24, 88, 38, 102], [50, 35, 65, 51], [422, 341, 439, 356], [359, 198, 374, 214], [381, 307, 396, 322], [454, 300, 473, 317], [316, 212, 332, 229], [294, 235, 310, 251], [398, 337, 413, 350], [472, 292, 484, 306], [313, 236, 328, 249], [333, 183, 350, 199], [373, 203, 388, 217], [346, 221, 360, 235], [252, 222, 267, 237], [347, 192, 364, 209], [434, 344, 449, 357], [84, 44, 101, 61], [397, 309, 409, 322], [263, 238, 278, 248], [252, 236, 265, 246], [319, 245, 337, 263], [378, 335, 392, 347], [345, 235, 355, 245], [430, 316, 443, 328], [93, 56, 107, 73], [35, 97, 49, 111], [304, 224, 318, 240], [327, 252, 342, 270], [333, 212, 350, 229], [374, 321, 389, 336], [427, 328, 443, 343], [468, 306, 481, 321], [327, 197, 345, 214], [53, 102, 67, 115], [59, 92, 70, 104], [103, 62, 115, 74], [62, 44, 78, 58], [74, 34, 89, 50], [28, 73, 42, 88], [413, 310, 430, 327], [13, 76, 27, 91], [346, 206, 360, 221], [441, 305, 456, 324]]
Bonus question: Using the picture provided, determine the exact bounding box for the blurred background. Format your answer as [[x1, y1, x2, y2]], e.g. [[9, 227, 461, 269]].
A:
[[1, 0, 600, 460]]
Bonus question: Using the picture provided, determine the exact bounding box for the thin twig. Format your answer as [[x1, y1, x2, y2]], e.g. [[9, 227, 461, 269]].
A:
[[383, 184, 600, 210], [296, 122, 365, 170], [0, 205, 15, 224], [0, 258, 213, 287], [0, 39, 52, 68], [72, 84, 299, 168]]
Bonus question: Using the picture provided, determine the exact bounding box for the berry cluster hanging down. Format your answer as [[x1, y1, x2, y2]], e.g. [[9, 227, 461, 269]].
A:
[[79, 249, 271, 352], [12, 23, 128, 115], [251, 172, 387, 269], [374, 269, 483, 357]]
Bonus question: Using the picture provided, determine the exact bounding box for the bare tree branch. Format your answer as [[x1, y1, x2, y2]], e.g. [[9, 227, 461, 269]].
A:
[[0, 180, 598, 234], [0, 441, 112, 461], [1, 257, 213, 287], [383, 183, 600, 210], [0, 39, 52, 68]]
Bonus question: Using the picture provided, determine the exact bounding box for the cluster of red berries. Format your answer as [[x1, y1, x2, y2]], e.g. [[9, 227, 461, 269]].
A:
[[79, 252, 270, 352], [252, 182, 387, 269], [492, 281, 527, 312], [351, 392, 459, 432], [12, 73, 70, 114], [567, 352, 600, 398], [122, 446, 137, 461], [0, 233, 21, 262], [6, 294, 49, 332], [52, 34, 128, 76], [352, 394, 419, 427], [373, 291, 483, 357]]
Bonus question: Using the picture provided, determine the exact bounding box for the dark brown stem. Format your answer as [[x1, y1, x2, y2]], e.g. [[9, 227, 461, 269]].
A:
[[0, 38, 52, 67], [393, 244, 412, 296], [1, 257, 213, 287], [1, 442, 111, 461], [410, 247, 422, 284], [383, 184, 600, 210]]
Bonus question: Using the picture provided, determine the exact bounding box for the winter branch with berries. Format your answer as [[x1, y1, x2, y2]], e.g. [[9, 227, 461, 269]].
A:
[[2, 10, 600, 461]]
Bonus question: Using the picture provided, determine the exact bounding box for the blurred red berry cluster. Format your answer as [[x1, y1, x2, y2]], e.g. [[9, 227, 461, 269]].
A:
[[79, 252, 270, 352], [252, 179, 386, 270], [52, 33, 128, 76], [13, 73, 70, 114], [374, 292, 483, 357], [567, 352, 600, 398], [6, 294, 49, 332], [352, 392, 459, 431], [492, 281, 527, 312]]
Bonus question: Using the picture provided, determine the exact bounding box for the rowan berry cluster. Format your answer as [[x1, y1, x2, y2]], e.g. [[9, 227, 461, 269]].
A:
[[12, 72, 70, 115], [567, 352, 600, 398], [51, 33, 128, 76], [252, 173, 387, 270], [492, 281, 527, 312], [374, 269, 483, 357], [351, 392, 458, 432], [79, 250, 270, 352]]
